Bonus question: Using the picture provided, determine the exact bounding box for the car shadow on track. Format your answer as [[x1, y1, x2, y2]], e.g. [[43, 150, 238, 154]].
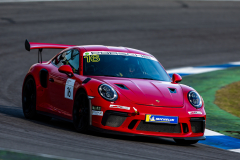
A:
[[0, 104, 75, 131], [0, 105, 199, 148]]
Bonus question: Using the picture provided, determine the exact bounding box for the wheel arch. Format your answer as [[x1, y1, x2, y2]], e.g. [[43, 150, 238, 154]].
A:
[[22, 74, 36, 94], [23, 64, 45, 89], [75, 87, 88, 98]]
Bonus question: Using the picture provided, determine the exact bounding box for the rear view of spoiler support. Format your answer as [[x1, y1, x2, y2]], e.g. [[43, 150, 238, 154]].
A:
[[25, 39, 75, 63]]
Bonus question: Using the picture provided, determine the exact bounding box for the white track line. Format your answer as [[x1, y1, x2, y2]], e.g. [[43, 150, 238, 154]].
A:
[[229, 61, 240, 65], [204, 129, 224, 136], [229, 149, 240, 153], [167, 67, 223, 74], [167, 61, 240, 75]]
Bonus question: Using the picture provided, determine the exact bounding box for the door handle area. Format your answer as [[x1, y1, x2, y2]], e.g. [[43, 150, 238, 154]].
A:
[[49, 78, 54, 82]]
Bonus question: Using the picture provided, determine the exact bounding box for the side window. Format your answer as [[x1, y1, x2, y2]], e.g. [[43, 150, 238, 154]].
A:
[[68, 50, 79, 74], [53, 49, 80, 74]]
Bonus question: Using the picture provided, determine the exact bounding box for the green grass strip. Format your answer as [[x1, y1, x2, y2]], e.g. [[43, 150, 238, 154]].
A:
[[215, 81, 240, 118], [181, 67, 240, 139], [0, 150, 60, 160]]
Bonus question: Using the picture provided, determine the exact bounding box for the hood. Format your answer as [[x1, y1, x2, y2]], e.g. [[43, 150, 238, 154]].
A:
[[93, 77, 184, 107]]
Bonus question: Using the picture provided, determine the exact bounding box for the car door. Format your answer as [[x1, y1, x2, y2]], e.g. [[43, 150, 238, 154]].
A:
[[48, 49, 80, 119]]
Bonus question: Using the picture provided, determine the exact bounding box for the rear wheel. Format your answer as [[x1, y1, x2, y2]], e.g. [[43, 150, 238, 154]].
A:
[[174, 139, 199, 145], [22, 77, 51, 121], [73, 90, 89, 133], [22, 77, 37, 119]]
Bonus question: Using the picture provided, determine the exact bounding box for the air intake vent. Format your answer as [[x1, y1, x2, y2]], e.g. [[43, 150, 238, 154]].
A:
[[137, 121, 181, 133], [128, 120, 138, 129], [168, 88, 176, 93], [190, 117, 205, 133], [101, 111, 128, 127], [115, 84, 129, 90]]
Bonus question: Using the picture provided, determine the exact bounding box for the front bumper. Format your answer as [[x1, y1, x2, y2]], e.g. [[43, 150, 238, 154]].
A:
[[89, 125, 206, 141], [90, 97, 206, 139]]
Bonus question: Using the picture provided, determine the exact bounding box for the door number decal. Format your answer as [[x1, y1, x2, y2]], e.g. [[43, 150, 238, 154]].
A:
[[65, 78, 76, 100]]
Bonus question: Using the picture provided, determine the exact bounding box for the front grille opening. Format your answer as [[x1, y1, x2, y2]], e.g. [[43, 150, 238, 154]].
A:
[[136, 121, 181, 133], [182, 123, 189, 133], [190, 117, 205, 133], [101, 111, 128, 127], [191, 121, 204, 133], [128, 120, 138, 129], [105, 115, 127, 127]]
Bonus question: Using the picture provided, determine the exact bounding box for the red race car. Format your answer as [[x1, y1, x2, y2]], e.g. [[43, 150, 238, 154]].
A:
[[22, 39, 206, 145]]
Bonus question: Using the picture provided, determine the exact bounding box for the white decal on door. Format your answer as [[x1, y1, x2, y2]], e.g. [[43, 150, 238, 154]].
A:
[[65, 78, 76, 100]]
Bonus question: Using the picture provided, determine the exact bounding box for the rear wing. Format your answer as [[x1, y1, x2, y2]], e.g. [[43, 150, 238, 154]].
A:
[[25, 39, 75, 63], [25, 39, 75, 51]]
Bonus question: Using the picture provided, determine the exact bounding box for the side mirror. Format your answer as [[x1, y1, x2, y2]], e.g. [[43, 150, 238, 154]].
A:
[[172, 73, 182, 83], [58, 65, 74, 77]]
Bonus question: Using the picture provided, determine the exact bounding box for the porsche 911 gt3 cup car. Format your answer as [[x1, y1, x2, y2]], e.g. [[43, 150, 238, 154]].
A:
[[22, 39, 206, 145]]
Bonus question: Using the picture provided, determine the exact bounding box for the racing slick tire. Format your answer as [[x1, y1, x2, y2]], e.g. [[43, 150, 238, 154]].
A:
[[22, 77, 51, 121], [73, 90, 89, 133], [174, 139, 199, 145]]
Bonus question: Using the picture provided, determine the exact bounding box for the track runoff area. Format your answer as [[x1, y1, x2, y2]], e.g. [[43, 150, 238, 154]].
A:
[[167, 62, 240, 153]]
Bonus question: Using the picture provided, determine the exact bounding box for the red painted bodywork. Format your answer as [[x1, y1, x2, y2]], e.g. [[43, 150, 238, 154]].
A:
[[172, 73, 182, 83], [23, 42, 206, 139], [58, 65, 74, 77], [28, 42, 75, 50]]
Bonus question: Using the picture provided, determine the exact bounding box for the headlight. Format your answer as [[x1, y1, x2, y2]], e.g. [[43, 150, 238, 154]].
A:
[[188, 91, 202, 108], [98, 84, 118, 101]]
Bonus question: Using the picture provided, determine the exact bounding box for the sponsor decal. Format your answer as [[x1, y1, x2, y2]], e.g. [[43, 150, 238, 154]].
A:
[[188, 111, 202, 115], [84, 55, 100, 63], [64, 78, 76, 100], [84, 52, 91, 55], [145, 115, 178, 124], [83, 51, 157, 61], [92, 110, 103, 116], [110, 105, 130, 110]]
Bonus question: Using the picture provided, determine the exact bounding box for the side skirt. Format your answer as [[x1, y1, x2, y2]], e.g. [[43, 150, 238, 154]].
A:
[[36, 111, 73, 123]]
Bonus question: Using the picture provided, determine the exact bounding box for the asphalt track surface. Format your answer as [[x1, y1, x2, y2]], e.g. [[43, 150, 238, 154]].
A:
[[1, 0, 240, 159]]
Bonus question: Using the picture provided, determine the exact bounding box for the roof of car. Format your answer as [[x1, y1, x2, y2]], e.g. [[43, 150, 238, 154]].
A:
[[24, 40, 154, 57], [81, 45, 153, 57]]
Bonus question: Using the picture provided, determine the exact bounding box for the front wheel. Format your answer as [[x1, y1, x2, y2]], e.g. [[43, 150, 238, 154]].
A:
[[174, 139, 199, 145], [73, 90, 89, 133]]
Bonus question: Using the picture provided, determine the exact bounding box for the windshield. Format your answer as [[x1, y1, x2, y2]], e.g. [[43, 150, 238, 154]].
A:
[[83, 52, 171, 81]]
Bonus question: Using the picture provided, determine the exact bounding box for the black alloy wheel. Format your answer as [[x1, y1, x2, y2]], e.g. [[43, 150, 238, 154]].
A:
[[174, 139, 199, 145], [22, 77, 51, 121], [73, 90, 89, 133], [22, 77, 37, 119]]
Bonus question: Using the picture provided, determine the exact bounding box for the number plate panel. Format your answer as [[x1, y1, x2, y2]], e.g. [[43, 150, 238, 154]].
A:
[[64, 78, 76, 100], [145, 115, 178, 124]]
